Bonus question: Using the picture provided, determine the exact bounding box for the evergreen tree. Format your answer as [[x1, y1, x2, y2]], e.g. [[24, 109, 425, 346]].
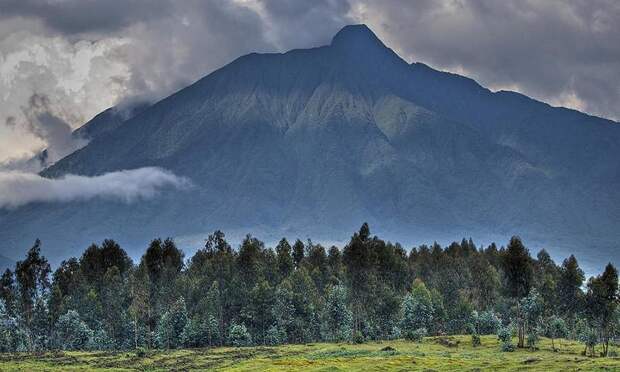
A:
[[156, 297, 188, 349], [292, 239, 305, 269], [521, 289, 544, 350], [0, 269, 16, 317], [557, 255, 585, 325], [501, 236, 533, 348], [400, 280, 433, 340], [15, 239, 51, 337], [228, 322, 252, 347], [246, 280, 274, 345], [271, 283, 295, 344], [53, 310, 93, 351], [275, 238, 294, 280], [0, 299, 28, 352], [547, 315, 568, 351], [321, 285, 353, 342], [585, 263, 618, 356]]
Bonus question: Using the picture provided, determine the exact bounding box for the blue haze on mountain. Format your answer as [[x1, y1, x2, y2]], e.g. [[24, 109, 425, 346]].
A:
[[0, 25, 618, 274]]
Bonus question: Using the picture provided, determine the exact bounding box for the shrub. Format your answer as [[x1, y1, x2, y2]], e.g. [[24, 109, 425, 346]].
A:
[[53, 310, 93, 351], [352, 331, 365, 344], [527, 330, 539, 350], [405, 327, 427, 342], [501, 342, 515, 352], [475, 311, 501, 335], [497, 325, 514, 352], [265, 325, 286, 346], [135, 347, 147, 358], [471, 333, 481, 347], [228, 323, 252, 347]]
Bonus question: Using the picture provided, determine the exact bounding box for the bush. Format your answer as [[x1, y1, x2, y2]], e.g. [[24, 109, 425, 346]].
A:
[[352, 331, 365, 344], [497, 326, 512, 343], [265, 325, 286, 346], [135, 347, 147, 358], [53, 310, 93, 351], [471, 333, 481, 347], [527, 331, 539, 350], [578, 327, 598, 357], [228, 323, 252, 347], [501, 342, 515, 352], [497, 326, 514, 352], [474, 311, 501, 335], [405, 327, 427, 342]]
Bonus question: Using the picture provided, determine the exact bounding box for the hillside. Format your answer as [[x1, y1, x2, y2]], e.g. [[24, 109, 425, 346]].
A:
[[0, 25, 618, 270], [1, 336, 618, 371]]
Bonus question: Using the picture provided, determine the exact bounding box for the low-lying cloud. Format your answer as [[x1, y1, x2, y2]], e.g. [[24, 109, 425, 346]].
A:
[[0, 167, 189, 209]]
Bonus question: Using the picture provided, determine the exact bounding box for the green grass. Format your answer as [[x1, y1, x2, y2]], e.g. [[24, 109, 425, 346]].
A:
[[0, 335, 618, 371]]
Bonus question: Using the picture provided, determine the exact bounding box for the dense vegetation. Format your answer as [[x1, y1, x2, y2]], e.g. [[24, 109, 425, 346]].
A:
[[1, 223, 618, 359]]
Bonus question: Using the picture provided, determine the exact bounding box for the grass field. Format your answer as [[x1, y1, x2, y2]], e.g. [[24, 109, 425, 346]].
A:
[[1, 335, 619, 371]]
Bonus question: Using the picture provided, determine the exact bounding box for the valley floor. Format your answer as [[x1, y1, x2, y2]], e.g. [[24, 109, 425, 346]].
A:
[[0, 335, 618, 371]]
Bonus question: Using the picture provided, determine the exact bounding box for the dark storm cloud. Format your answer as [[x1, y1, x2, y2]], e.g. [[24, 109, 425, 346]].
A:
[[0, 0, 173, 34]]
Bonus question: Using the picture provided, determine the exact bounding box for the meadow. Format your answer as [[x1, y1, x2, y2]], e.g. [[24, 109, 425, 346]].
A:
[[1, 335, 618, 371]]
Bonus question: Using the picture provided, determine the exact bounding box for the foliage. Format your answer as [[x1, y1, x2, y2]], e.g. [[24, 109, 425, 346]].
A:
[[322, 285, 353, 342], [228, 322, 252, 347], [53, 310, 93, 350], [1, 224, 617, 354]]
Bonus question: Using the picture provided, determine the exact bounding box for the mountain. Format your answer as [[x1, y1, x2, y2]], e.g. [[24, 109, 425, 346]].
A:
[[1, 25, 618, 272]]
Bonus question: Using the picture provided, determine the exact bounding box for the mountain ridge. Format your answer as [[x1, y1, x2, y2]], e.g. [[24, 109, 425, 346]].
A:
[[1, 24, 618, 273]]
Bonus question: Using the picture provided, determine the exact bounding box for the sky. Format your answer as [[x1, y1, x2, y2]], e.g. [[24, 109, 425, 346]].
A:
[[1, 0, 619, 164]]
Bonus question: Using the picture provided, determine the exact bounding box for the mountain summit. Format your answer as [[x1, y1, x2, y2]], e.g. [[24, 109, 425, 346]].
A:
[[331, 24, 387, 50], [1, 25, 619, 272]]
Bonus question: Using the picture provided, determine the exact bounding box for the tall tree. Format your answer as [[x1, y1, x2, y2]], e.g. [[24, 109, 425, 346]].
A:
[[15, 239, 51, 341], [275, 238, 294, 280], [0, 269, 16, 317], [586, 263, 618, 356], [557, 255, 585, 325], [501, 236, 533, 348], [292, 239, 305, 269]]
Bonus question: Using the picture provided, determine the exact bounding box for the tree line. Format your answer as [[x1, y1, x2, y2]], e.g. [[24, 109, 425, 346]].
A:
[[0, 223, 618, 357]]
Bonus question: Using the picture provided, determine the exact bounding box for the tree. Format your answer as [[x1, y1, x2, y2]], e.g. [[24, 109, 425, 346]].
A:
[[400, 280, 433, 340], [0, 299, 28, 352], [472, 310, 501, 335], [497, 325, 514, 352], [53, 310, 93, 350], [271, 283, 295, 344], [343, 223, 375, 333], [246, 280, 274, 345], [547, 316, 568, 351], [521, 289, 544, 350], [228, 322, 252, 347], [15, 239, 51, 336], [585, 263, 618, 356], [276, 238, 294, 279], [0, 269, 16, 317], [292, 239, 305, 269], [501, 236, 533, 348], [321, 285, 353, 342], [156, 297, 188, 349], [557, 255, 584, 325]]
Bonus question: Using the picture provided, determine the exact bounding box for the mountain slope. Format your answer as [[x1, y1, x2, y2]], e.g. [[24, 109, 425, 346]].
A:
[[1, 25, 618, 272]]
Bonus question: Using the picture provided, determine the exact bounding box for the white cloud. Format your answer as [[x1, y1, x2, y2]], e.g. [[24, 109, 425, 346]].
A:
[[0, 167, 189, 209]]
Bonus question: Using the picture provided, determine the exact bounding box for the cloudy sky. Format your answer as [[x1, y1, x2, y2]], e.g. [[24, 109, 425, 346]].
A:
[[1, 0, 619, 164]]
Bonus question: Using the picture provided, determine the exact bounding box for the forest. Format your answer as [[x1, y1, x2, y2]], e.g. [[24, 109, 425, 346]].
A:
[[0, 223, 618, 358]]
